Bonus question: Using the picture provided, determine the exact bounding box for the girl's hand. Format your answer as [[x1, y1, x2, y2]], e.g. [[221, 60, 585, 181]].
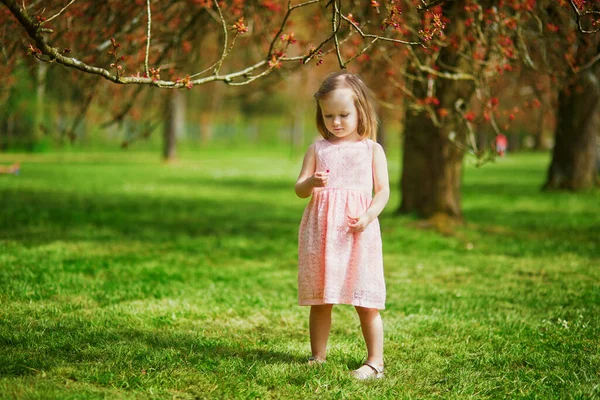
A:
[[312, 170, 330, 187], [347, 214, 370, 232]]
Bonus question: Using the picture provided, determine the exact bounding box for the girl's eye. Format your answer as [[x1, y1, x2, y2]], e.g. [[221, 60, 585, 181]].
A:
[[341, 114, 349, 118], [324, 115, 332, 118]]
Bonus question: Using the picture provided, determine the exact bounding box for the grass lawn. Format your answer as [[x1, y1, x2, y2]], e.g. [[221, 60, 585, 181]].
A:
[[0, 149, 598, 399]]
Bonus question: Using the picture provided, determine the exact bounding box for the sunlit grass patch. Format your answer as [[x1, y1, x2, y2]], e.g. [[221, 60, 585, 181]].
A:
[[0, 149, 598, 399]]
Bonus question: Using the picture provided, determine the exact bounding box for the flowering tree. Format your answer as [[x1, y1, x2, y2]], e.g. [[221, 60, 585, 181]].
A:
[[2, 0, 598, 219], [0, 0, 430, 156], [352, 0, 600, 222], [0, 0, 431, 88], [542, 3, 600, 190]]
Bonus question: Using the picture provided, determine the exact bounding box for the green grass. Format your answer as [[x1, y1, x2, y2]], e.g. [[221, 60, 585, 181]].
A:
[[0, 149, 598, 399]]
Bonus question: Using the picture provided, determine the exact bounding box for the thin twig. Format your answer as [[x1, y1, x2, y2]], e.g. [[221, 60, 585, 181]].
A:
[[40, 0, 76, 26], [579, 51, 600, 71], [340, 14, 423, 46], [416, 0, 446, 11], [568, 0, 600, 33], [266, 0, 319, 58], [407, 46, 476, 81], [144, 0, 151, 76], [333, 1, 344, 68], [189, 35, 238, 78], [213, 0, 228, 75]]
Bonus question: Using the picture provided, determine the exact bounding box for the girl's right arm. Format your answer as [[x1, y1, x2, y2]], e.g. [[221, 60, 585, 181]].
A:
[[295, 143, 329, 198]]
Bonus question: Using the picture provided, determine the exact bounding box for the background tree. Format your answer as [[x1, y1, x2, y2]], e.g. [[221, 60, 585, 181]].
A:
[[543, 2, 600, 190], [351, 0, 599, 224]]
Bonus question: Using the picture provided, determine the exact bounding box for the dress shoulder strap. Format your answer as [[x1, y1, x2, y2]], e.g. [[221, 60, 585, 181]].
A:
[[315, 138, 327, 151], [366, 138, 374, 158]]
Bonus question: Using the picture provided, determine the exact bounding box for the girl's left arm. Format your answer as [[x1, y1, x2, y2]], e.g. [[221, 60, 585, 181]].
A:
[[348, 142, 390, 232]]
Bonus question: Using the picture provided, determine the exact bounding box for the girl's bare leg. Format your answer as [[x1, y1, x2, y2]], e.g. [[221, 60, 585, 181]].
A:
[[355, 306, 384, 369], [309, 304, 334, 361]]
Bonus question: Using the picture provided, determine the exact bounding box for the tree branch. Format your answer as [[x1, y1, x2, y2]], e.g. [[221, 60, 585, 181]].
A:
[[40, 0, 76, 26], [568, 0, 600, 34], [212, 0, 228, 76], [144, 0, 151, 76], [333, 0, 344, 69], [340, 13, 423, 47]]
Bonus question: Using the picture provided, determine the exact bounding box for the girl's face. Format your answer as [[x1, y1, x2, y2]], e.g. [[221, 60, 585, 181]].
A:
[[319, 88, 360, 142]]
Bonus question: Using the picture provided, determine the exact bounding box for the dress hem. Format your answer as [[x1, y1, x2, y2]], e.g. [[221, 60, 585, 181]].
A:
[[298, 299, 385, 310]]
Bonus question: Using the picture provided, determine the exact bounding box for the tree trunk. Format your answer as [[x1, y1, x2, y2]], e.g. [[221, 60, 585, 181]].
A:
[[543, 36, 600, 190], [163, 90, 186, 161], [543, 69, 600, 190], [533, 109, 547, 151], [398, 0, 476, 221], [399, 109, 466, 220], [33, 62, 48, 150]]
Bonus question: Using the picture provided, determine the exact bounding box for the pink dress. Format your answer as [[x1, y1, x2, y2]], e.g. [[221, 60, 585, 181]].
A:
[[298, 138, 386, 309]]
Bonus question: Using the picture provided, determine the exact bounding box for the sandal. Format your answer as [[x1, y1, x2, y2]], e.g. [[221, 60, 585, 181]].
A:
[[351, 360, 384, 380], [307, 356, 326, 365]]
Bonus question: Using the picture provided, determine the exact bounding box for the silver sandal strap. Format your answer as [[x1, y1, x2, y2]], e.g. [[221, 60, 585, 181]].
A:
[[363, 360, 384, 374]]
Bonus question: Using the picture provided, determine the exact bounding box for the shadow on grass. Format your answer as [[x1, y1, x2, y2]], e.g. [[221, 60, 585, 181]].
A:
[[1, 324, 305, 378], [0, 186, 301, 254], [162, 176, 294, 193], [462, 183, 600, 258]]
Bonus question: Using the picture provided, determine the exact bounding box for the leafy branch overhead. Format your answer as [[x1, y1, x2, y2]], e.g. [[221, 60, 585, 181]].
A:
[[0, 0, 439, 89]]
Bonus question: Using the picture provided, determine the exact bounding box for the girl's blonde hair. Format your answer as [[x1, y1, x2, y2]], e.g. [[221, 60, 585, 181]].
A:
[[313, 72, 378, 140]]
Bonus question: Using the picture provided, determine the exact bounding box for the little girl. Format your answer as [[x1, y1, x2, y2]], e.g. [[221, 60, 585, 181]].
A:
[[295, 72, 390, 379]]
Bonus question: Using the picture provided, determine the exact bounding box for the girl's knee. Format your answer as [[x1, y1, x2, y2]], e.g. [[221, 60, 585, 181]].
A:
[[355, 306, 380, 318]]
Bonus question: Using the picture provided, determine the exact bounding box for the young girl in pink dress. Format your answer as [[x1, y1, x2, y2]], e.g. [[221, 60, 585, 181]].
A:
[[295, 72, 390, 380]]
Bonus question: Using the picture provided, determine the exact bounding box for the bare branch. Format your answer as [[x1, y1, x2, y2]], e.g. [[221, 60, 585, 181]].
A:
[[266, 0, 319, 58], [40, 0, 76, 26], [407, 46, 476, 81], [579, 51, 600, 71], [568, 0, 600, 34], [212, 0, 228, 75], [332, 0, 344, 69], [144, 0, 151, 76], [0, 0, 442, 90], [340, 13, 423, 47], [416, 0, 446, 12]]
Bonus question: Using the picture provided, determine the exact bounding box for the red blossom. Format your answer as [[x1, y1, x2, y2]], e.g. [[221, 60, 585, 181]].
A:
[[346, 13, 359, 26], [464, 111, 476, 122], [268, 55, 282, 69], [27, 44, 42, 55], [176, 75, 193, 89], [261, 0, 282, 12], [503, 18, 517, 30], [281, 33, 297, 44], [232, 17, 248, 34], [192, 0, 211, 7]]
